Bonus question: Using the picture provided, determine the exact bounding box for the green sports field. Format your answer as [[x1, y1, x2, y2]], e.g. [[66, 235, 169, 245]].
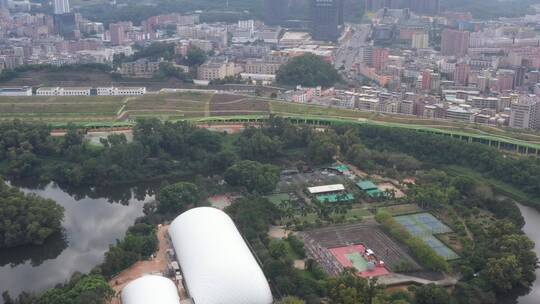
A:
[[346, 252, 368, 271]]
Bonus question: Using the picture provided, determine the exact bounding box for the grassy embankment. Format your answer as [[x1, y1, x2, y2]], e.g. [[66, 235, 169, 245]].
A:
[[0, 92, 211, 123], [3, 92, 540, 149]]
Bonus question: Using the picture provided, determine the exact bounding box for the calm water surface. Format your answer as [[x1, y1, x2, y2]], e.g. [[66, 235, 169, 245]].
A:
[[0, 182, 155, 298]]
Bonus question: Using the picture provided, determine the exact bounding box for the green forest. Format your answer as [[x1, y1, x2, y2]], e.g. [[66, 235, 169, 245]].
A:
[[276, 54, 341, 88], [1, 117, 540, 303], [0, 181, 64, 248]]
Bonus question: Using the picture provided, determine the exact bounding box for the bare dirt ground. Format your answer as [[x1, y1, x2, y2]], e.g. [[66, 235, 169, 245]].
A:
[[344, 162, 368, 178], [268, 225, 291, 239], [199, 124, 246, 134], [209, 94, 270, 116], [109, 225, 170, 304], [378, 182, 406, 198]]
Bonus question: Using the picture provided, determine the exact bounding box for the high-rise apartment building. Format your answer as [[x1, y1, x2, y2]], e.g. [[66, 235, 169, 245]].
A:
[[337, 0, 344, 25], [263, 0, 289, 26], [497, 70, 515, 92], [311, 0, 342, 42], [54, 0, 70, 14], [54, 12, 79, 40], [109, 23, 125, 45], [372, 48, 389, 71], [421, 69, 432, 91], [411, 32, 429, 49], [509, 96, 540, 130], [441, 29, 469, 57], [453, 62, 470, 85]]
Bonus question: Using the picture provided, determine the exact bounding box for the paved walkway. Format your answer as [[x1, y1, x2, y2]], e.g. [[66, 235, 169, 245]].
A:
[[109, 224, 170, 304], [378, 273, 458, 287]]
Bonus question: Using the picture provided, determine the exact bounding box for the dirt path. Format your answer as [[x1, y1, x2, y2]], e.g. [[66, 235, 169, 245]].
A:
[[109, 224, 170, 304]]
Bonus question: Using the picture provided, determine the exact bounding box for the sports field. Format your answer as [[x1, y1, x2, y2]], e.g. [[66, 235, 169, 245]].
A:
[[302, 222, 421, 272], [395, 213, 453, 236], [394, 213, 459, 260], [329, 244, 389, 277]]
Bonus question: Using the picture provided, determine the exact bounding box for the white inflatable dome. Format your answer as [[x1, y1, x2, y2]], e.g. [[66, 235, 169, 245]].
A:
[[121, 275, 180, 304], [169, 207, 273, 304]]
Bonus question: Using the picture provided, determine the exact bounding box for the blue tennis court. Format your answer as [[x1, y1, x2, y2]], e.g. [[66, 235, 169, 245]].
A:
[[424, 236, 460, 260], [395, 213, 452, 235], [394, 213, 458, 260]]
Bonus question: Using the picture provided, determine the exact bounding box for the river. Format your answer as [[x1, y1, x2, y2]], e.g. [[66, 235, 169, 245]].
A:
[[516, 203, 540, 304], [0, 182, 155, 299]]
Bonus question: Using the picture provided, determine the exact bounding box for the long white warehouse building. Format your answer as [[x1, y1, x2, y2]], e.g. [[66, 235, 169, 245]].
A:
[[169, 207, 273, 304], [121, 275, 180, 304]]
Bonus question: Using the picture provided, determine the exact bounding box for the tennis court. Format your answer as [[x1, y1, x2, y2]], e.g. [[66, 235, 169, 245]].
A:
[[395, 213, 452, 236], [394, 213, 458, 260], [329, 244, 390, 277], [347, 252, 368, 271], [424, 236, 460, 260]]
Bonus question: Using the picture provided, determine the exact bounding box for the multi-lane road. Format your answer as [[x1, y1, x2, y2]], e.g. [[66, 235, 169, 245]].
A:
[[334, 24, 372, 78]]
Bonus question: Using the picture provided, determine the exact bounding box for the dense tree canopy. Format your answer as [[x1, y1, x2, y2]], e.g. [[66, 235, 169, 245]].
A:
[[185, 46, 207, 67], [224, 160, 280, 194], [2, 118, 540, 304], [0, 119, 226, 188], [100, 222, 158, 278], [157, 182, 201, 214], [237, 128, 283, 161], [0, 181, 64, 248], [307, 132, 338, 165], [39, 274, 113, 304], [276, 54, 340, 87], [409, 284, 451, 304], [2, 273, 113, 304], [352, 125, 540, 206]]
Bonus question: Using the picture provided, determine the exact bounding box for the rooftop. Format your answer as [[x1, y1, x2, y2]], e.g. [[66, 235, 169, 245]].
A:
[[308, 184, 345, 194], [356, 180, 379, 191], [316, 193, 354, 203]]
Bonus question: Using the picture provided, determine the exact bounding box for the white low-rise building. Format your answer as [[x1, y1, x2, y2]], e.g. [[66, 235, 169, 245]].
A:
[[96, 87, 146, 96], [0, 87, 32, 96], [36, 87, 91, 96], [36, 87, 61, 96], [169, 207, 273, 304], [36, 86, 146, 96], [121, 275, 180, 304], [63, 87, 92, 96]]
